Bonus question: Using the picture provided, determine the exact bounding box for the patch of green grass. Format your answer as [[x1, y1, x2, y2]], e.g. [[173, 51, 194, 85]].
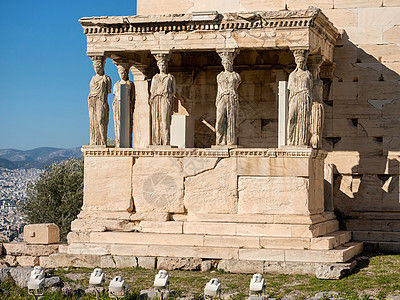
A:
[[1, 253, 400, 299]]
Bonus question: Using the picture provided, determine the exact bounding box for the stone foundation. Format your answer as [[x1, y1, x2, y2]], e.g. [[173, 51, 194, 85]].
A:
[[60, 147, 363, 272]]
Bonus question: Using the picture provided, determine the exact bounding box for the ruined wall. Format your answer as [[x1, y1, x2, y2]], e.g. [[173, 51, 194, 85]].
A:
[[136, 0, 400, 250]]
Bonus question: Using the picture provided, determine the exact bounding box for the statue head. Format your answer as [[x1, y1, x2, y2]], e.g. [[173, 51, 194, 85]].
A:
[[222, 56, 233, 72], [217, 50, 238, 73], [117, 63, 130, 81], [90, 56, 105, 76], [154, 53, 170, 74], [308, 55, 323, 79], [293, 50, 309, 71]]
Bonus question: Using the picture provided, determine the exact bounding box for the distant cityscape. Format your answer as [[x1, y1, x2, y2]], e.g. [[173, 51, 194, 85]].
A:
[[0, 147, 81, 242], [0, 167, 42, 242]]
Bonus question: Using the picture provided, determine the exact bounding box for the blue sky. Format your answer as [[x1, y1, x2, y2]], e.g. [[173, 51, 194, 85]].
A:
[[0, 0, 137, 150]]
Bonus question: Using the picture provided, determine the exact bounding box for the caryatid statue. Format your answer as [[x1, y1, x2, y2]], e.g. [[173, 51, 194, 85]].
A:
[[149, 53, 176, 145], [112, 59, 135, 147], [215, 50, 241, 146], [287, 49, 313, 147], [309, 56, 324, 149], [88, 56, 112, 146]]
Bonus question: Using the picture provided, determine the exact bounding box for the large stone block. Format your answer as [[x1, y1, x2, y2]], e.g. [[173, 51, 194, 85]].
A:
[[192, 0, 241, 13], [334, 0, 383, 9], [259, 237, 310, 250], [83, 157, 133, 211], [157, 257, 201, 271], [137, 0, 193, 15], [238, 177, 310, 215], [345, 26, 383, 45], [286, 0, 333, 9], [236, 223, 292, 237], [238, 249, 285, 261], [132, 157, 184, 213], [42, 253, 101, 268], [16, 256, 39, 267], [240, 0, 285, 11], [111, 244, 238, 259], [184, 158, 238, 214], [384, 0, 400, 6], [218, 259, 264, 273], [323, 8, 358, 27], [183, 157, 218, 177], [140, 221, 183, 234], [358, 7, 400, 31], [3, 243, 59, 256], [89, 232, 204, 246], [183, 222, 236, 235], [237, 157, 309, 177], [114, 256, 138, 268], [138, 256, 156, 269], [204, 235, 260, 248], [24, 224, 59, 245]]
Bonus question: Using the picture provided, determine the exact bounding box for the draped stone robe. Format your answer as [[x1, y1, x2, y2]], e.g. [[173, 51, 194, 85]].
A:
[[287, 68, 313, 146], [149, 73, 176, 145], [310, 75, 324, 149], [215, 71, 241, 146], [88, 74, 112, 145]]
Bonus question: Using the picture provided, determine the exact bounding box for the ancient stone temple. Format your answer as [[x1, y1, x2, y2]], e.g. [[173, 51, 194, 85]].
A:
[[54, 0, 399, 273]]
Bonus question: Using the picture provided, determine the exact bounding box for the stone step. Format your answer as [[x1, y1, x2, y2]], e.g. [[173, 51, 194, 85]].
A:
[[364, 241, 400, 253], [79, 231, 350, 250], [353, 230, 400, 242], [185, 212, 337, 225], [137, 219, 339, 238], [345, 219, 400, 232], [66, 241, 363, 263], [310, 231, 352, 250], [239, 242, 363, 263]]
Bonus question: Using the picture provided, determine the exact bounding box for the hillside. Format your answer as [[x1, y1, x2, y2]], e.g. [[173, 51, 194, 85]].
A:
[[0, 147, 82, 169]]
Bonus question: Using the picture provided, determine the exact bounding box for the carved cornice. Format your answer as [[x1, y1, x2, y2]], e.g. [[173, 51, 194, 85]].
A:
[[82, 147, 327, 159], [79, 7, 338, 50], [80, 7, 328, 32]]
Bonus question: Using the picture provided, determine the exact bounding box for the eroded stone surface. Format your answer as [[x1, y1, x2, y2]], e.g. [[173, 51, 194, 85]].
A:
[[184, 158, 238, 214], [83, 156, 134, 212], [238, 177, 309, 214], [132, 157, 184, 213], [157, 257, 202, 271]]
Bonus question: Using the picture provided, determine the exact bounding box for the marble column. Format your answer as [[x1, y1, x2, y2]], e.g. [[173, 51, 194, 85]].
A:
[[131, 64, 151, 148], [278, 81, 288, 148], [112, 58, 135, 148]]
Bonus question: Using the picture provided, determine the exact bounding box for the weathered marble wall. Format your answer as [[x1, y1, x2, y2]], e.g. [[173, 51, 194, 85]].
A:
[[137, 0, 400, 250]]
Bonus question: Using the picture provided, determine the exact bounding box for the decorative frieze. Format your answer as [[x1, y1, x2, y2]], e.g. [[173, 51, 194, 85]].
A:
[[81, 147, 327, 159]]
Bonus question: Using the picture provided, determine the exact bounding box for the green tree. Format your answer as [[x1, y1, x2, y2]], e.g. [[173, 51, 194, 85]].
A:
[[19, 158, 84, 242]]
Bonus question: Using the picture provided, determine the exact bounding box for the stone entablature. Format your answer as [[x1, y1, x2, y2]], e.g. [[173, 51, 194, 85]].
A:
[[82, 147, 327, 159], [80, 7, 338, 62]]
